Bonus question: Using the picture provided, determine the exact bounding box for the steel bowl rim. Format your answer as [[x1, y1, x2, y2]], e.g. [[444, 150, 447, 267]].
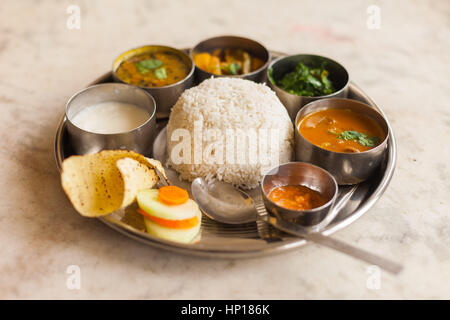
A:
[[65, 83, 157, 136], [190, 35, 271, 79], [294, 97, 389, 156], [112, 44, 195, 90], [261, 161, 339, 215], [267, 53, 350, 99]]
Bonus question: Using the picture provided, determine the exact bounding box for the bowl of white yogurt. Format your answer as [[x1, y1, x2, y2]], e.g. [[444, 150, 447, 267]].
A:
[[65, 83, 156, 155]]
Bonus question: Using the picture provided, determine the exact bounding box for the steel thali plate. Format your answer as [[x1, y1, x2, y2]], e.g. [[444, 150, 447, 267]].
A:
[[54, 51, 396, 258]]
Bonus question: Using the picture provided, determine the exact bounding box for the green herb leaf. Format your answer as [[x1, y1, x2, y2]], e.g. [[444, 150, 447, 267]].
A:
[[337, 130, 379, 147], [358, 135, 380, 147], [275, 62, 335, 97], [136, 59, 163, 74], [338, 130, 361, 141], [154, 67, 167, 79]]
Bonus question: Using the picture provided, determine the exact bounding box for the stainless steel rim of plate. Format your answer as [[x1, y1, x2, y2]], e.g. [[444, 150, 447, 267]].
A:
[[54, 51, 397, 258]]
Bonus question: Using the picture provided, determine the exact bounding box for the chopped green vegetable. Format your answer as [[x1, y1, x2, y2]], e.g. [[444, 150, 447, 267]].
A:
[[273, 62, 335, 97], [268, 67, 275, 84], [228, 63, 241, 75], [221, 62, 241, 75], [136, 59, 163, 74], [336, 130, 379, 147], [154, 67, 167, 80]]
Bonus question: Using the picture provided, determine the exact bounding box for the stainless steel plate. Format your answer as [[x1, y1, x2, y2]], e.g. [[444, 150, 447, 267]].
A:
[[54, 51, 396, 258]]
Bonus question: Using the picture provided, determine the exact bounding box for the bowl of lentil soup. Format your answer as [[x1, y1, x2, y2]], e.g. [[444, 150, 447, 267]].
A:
[[113, 45, 195, 118]]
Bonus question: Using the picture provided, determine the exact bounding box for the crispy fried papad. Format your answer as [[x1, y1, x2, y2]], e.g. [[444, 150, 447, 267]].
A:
[[60, 150, 164, 217], [116, 157, 159, 209]]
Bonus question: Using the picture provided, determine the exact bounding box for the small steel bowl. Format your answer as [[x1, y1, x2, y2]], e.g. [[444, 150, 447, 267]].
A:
[[267, 54, 349, 121], [261, 162, 338, 226], [294, 98, 389, 185], [190, 35, 270, 83], [112, 45, 195, 118], [65, 83, 156, 155]]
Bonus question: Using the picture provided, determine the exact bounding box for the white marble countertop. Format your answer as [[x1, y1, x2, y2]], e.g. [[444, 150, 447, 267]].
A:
[[0, 0, 449, 299]]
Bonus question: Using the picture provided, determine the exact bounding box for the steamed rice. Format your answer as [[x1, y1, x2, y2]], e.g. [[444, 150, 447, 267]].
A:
[[166, 77, 294, 189]]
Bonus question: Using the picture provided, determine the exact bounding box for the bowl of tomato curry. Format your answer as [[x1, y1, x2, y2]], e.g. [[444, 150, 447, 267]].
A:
[[113, 45, 195, 118], [295, 98, 389, 185], [261, 162, 338, 226]]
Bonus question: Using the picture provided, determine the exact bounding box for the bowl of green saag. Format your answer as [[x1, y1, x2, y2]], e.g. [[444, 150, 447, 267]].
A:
[[267, 54, 349, 121]]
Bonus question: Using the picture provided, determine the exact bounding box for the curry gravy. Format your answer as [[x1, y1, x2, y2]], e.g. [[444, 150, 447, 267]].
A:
[[298, 108, 385, 153]]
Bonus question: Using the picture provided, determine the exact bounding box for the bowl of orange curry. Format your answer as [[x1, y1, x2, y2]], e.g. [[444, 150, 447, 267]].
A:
[[261, 162, 338, 226], [113, 45, 195, 118], [294, 98, 389, 185]]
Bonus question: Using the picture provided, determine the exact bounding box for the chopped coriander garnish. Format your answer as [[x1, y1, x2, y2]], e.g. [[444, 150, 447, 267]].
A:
[[154, 67, 167, 80], [136, 59, 163, 74], [336, 130, 380, 147]]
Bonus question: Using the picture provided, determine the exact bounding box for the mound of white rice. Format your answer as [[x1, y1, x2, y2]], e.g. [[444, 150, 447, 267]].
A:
[[166, 77, 294, 189]]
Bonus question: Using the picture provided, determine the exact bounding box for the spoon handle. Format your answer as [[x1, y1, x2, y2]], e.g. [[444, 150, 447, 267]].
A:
[[267, 216, 403, 275]]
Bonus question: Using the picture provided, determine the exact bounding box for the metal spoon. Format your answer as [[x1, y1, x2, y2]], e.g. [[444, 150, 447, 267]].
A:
[[191, 177, 403, 275]]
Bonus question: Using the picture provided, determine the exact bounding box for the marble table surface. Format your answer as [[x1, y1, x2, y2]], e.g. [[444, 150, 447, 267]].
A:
[[0, 0, 449, 299]]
